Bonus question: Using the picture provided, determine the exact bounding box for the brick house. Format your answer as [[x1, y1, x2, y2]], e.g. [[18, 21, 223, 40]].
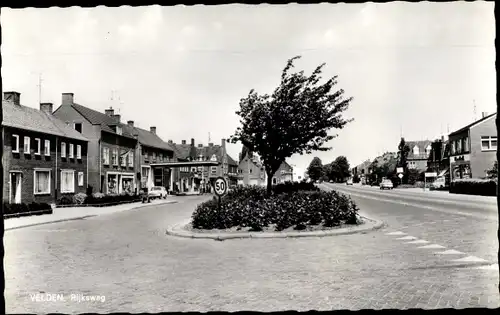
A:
[[238, 153, 294, 186], [405, 140, 433, 171], [123, 121, 175, 191], [448, 112, 497, 180], [2, 92, 89, 204], [52, 93, 138, 195], [168, 138, 238, 192]]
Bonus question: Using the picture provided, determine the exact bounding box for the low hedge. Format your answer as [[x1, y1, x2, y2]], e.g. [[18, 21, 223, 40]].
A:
[[450, 178, 497, 196], [56, 192, 141, 206], [3, 201, 52, 216], [191, 185, 359, 231]]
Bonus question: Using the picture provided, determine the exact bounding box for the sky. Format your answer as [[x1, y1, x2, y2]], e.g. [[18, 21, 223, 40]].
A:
[[1, 2, 496, 175]]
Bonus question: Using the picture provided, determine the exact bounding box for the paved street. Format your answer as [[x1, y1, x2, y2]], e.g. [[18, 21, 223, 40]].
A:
[[5, 191, 500, 313]]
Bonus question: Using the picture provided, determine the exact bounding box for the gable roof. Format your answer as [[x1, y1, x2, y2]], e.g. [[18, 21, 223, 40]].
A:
[[449, 112, 497, 137], [171, 143, 192, 160], [195, 145, 238, 166], [122, 124, 173, 152], [2, 100, 88, 142], [406, 140, 432, 160]]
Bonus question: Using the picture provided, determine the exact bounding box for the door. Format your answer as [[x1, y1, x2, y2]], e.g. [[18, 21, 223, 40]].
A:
[[10, 172, 22, 204]]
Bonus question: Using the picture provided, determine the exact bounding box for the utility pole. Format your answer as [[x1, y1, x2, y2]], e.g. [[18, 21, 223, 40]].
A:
[[37, 73, 43, 105]]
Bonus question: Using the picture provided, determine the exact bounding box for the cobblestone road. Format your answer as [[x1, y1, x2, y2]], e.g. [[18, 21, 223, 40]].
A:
[[5, 193, 499, 313]]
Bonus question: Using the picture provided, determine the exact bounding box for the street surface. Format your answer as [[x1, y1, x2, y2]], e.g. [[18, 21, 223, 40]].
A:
[[5, 189, 499, 313]]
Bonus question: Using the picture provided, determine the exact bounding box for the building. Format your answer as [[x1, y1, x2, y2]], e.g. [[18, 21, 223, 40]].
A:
[[448, 112, 497, 180], [237, 154, 294, 186], [426, 136, 451, 177], [166, 138, 238, 193], [405, 140, 433, 171], [2, 91, 89, 204], [353, 159, 371, 184], [292, 166, 304, 182], [53, 93, 138, 194]]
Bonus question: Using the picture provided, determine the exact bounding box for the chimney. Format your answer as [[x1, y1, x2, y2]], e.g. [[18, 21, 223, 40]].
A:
[[482, 112, 488, 118], [441, 135, 445, 142], [105, 107, 114, 117], [62, 93, 74, 105], [181, 140, 186, 145], [191, 138, 195, 146], [221, 138, 226, 150], [209, 143, 214, 146], [4, 92, 21, 105], [198, 144, 203, 148], [150, 126, 156, 135], [40, 102, 53, 114], [112, 114, 121, 123], [127, 120, 134, 127], [168, 140, 173, 144]]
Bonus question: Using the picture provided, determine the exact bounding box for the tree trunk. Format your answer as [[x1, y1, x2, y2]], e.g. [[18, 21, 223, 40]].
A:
[[496, 108, 500, 294], [266, 173, 273, 196]]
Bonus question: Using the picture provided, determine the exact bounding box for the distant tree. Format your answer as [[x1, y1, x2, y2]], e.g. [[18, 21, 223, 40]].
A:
[[486, 161, 498, 179], [323, 163, 333, 181], [229, 56, 354, 194], [307, 157, 324, 181], [397, 138, 411, 170], [330, 156, 350, 182]]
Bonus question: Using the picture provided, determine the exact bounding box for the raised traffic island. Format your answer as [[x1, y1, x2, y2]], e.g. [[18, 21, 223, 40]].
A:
[[166, 181, 384, 240]]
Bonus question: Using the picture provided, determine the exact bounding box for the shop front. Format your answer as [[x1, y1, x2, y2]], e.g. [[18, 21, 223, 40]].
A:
[[450, 154, 471, 181], [106, 171, 136, 194]]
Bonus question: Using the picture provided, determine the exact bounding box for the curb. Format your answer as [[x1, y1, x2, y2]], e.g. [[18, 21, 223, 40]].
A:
[[5, 200, 179, 231], [165, 214, 385, 240]]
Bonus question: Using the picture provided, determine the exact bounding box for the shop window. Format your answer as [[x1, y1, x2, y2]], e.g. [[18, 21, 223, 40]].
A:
[[107, 174, 118, 194]]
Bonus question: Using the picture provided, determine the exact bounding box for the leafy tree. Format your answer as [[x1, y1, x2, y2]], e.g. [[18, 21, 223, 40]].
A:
[[307, 157, 324, 182], [229, 56, 354, 194], [486, 161, 498, 179], [330, 156, 351, 182], [397, 138, 410, 170], [323, 163, 333, 181]]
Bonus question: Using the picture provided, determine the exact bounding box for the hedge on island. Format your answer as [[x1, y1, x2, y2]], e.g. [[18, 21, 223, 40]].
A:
[[450, 178, 497, 196], [191, 182, 360, 231], [56, 192, 141, 207]]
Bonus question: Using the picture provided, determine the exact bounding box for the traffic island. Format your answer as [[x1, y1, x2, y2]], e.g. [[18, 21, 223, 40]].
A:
[[166, 213, 384, 240]]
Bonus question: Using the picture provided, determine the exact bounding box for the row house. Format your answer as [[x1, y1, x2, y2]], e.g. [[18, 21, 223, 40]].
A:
[[168, 138, 238, 193], [2, 92, 89, 204], [426, 136, 450, 176], [53, 93, 138, 195], [237, 153, 294, 186], [405, 140, 433, 171], [352, 159, 372, 184], [448, 112, 497, 180]]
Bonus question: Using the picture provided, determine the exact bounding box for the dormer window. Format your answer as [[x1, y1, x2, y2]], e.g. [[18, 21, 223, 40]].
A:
[[413, 145, 419, 155], [210, 154, 217, 162], [116, 126, 122, 135], [425, 145, 431, 155]]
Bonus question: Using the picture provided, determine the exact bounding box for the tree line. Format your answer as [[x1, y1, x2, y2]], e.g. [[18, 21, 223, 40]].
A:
[[306, 156, 351, 182]]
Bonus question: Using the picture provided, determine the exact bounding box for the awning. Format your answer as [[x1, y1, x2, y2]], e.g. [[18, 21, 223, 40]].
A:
[[438, 168, 449, 177]]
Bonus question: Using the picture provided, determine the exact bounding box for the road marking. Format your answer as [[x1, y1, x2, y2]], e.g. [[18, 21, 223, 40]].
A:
[[396, 236, 417, 240], [451, 256, 488, 263], [385, 231, 406, 236], [429, 222, 437, 224], [407, 240, 429, 244], [435, 249, 465, 255], [473, 263, 498, 270], [418, 244, 446, 249]]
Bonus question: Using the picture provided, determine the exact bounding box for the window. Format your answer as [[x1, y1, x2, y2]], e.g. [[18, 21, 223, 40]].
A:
[[116, 126, 122, 135], [24, 136, 30, 154], [463, 137, 469, 152], [74, 123, 82, 133], [61, 142, 67, 158], [44, 140, 50, 156], [197, 166, 203, 172], [128, 152, 134, 167], [152, 152, 156, 161], [120, 151, 127, 167], [34, 169, 51, 194], [112, 149, 118, 165], [12, 134, 20, 153], [61, 170, 75, 193], [413, 146, 419, 155], [35, 138, 41, 155], [69, 143, 74, 158], [103, 147, 110, 165], [249, 168, 253, 174], [78, 172, 84, 186], [481, 136, 498, 151], [211, 166, 217, 174], [451, 142, 455, 155], [425, 145, 431, 155], [77, 145, 82, 159], [456, 140, 461, 154], [211, 154, 217, 162], [191, 167, 197, 172], [159, 153, 163, 162]]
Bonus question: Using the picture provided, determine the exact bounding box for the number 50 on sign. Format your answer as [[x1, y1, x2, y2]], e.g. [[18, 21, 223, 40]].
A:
[[213, 177, 228, 196]]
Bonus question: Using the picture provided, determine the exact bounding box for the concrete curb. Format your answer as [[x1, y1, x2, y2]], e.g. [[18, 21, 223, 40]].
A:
[[5, 200, 179, 231], [165, 213, 385, 240]]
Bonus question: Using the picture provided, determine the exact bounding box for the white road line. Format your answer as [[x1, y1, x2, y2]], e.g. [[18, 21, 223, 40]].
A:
[[385, 231, 406, 236], [418, 244, 446, 249], [435, 249, 465, 255], [407, 240, 429, 244], [452, 256, 488, 263], [429, 222, 437, 224], [396, 236, 417, 240], [473, 264, 498, 270]]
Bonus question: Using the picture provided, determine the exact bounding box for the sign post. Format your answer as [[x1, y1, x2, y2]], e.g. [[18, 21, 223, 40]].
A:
[[424, 172, 437, 191], [213, 176, 228, 211]]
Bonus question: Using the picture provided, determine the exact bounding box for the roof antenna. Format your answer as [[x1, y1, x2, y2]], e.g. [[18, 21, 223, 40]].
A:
[[473, 99, 477, 121]]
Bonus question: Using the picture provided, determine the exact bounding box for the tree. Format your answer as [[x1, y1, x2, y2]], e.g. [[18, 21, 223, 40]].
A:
[[307, 157, 324, 182], [397, 138, 410, 170], [239, 145, 253, 163], [486, 161, 498, 179], [330, 156, 350, 182], [228, 56, 354, 194]]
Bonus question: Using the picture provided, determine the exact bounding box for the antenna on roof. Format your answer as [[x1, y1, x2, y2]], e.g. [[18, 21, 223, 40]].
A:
[[208, 132, 211, 143], [37, 72, 43, 105], [473, 99, 477, 121]]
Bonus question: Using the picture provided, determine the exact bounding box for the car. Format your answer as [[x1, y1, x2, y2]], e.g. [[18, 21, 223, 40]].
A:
[[148, 186, 168, 199], [431, 176, 446, 189], [346, 179, 353, 185], [380, 179, 393, 190]]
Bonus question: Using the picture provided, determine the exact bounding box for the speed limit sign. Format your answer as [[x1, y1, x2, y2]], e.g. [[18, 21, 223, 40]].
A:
[[213, 177, 228, 196]]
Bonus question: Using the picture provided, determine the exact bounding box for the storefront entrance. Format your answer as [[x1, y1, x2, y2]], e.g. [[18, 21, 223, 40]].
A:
[[107, 172, 135, 194]]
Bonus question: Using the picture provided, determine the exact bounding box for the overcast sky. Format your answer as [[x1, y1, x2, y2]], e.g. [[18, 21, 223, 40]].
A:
[[2, 2, 496, 174]]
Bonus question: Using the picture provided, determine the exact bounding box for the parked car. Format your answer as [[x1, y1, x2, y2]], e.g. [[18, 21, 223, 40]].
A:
[[380, 179, 394, 190], [148, 186, 168, 199], [346, 178, 353, 185], [431, 176, 446, 189]]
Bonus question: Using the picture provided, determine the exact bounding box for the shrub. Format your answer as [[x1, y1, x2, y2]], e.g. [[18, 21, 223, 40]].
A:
[[450, 178, 497, 196], [192, 186, 359, 231], [57, 195, 74, 205], [73, 193, 87, 205], [272, 181, 319, 194], [3, 201, 11, 215], [84, 192, 140, 205]]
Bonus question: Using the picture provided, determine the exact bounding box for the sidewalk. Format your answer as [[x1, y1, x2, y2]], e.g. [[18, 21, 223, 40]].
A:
[[4, 197, 179, 231]]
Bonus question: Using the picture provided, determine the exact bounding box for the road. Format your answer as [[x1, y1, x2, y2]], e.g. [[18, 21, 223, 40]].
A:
[[5, 190, 499, 313]]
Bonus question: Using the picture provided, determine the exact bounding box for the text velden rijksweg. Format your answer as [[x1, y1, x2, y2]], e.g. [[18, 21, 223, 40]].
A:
[[29, 293, 106, 303]]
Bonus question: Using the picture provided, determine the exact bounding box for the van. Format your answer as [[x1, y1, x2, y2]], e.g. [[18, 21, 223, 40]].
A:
[[431, 176, 446, 189]]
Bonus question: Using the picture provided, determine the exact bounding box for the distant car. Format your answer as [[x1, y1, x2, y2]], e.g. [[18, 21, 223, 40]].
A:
[[431, 176, 446, 189], [329, 180, 334, 183], [148, 186, 168, 199], [346, 179, 353, 185], [380, 179, 394, 190]]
